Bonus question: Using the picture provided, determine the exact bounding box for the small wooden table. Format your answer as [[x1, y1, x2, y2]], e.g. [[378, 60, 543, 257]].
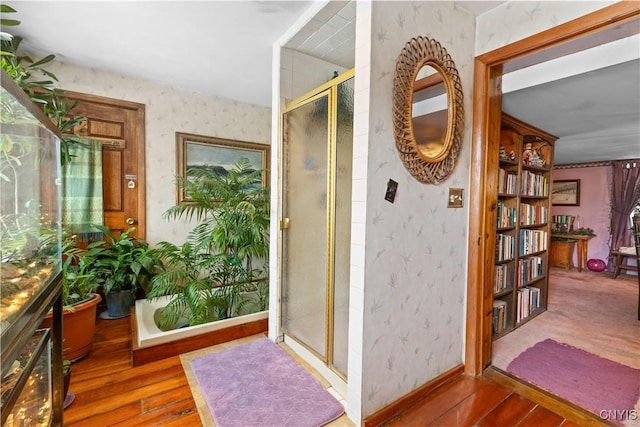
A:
[[551, 234, 595, 272]]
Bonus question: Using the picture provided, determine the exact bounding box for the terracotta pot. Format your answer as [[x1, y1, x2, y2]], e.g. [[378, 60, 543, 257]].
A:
[[41, 293, 102, 361]]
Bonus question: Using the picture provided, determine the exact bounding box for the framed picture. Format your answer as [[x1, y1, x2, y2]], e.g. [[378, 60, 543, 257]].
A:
[[176, 132, 270, 204], [552, 179, 580, 206]]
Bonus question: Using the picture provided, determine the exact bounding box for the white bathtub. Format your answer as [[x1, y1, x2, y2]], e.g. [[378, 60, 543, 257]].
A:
[[134, 295, 268, 349]]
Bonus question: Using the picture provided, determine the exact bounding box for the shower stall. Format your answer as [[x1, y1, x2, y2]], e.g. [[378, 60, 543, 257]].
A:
[[280, 70, 354, 381]]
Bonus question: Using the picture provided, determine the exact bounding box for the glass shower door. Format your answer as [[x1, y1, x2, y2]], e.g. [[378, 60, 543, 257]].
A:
[[281, 73, 354, 378], [281, 91, 331, 360]]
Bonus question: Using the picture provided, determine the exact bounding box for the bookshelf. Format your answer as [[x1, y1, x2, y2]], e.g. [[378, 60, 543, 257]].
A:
[[492, 113, 557, 339]]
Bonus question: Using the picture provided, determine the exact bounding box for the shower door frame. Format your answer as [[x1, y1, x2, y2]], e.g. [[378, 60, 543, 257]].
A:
[[279, 69, 355, 381]]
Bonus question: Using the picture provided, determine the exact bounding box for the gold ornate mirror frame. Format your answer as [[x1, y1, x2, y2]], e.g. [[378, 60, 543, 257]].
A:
[[392, 36, 464, 184]]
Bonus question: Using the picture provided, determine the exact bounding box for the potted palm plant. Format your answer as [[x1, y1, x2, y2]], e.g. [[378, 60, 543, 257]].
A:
[[86, 225, 162, 318], [148, 158, 269, 329]]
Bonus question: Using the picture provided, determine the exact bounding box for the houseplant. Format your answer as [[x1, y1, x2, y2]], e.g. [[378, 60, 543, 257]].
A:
[[1, 4, 86, 165], [148, 158, 269, 329], [40, 231, 102, 361], [86, 225, 162, 318]]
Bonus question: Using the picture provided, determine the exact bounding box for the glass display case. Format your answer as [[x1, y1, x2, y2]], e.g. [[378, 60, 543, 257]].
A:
[[1, 71, 63, 425], [1, 329, 52, 427]]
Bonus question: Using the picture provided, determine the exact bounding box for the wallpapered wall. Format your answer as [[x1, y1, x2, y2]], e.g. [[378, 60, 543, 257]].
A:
[[552, 166, 612, 263], [475, 1, 615, 55], [351, 0, 620, 422], [47, 61, 271, 246], [353, 1, 476, 419]]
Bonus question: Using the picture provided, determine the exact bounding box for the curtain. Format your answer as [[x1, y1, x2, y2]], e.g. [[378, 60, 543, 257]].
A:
[[62, 138, 104, 241], [608, 159, 640, 270]]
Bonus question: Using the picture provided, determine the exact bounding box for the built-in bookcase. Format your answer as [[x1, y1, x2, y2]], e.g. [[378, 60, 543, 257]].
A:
[[492, 113, 557, 339]]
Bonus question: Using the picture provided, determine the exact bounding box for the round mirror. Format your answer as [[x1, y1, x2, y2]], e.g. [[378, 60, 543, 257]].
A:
[[393, 37, 464, 184]]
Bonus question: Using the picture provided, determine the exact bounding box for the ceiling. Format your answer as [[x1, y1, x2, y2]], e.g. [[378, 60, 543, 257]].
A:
[[4, 1, 639, 165]]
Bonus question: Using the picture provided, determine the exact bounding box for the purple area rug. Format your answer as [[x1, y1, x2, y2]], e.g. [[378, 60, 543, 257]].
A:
[[190, 339, 345, 427], [507, 339, 640, 423]]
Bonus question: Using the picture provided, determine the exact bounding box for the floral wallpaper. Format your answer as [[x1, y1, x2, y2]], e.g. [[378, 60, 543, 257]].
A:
[[475, 1, 615, 55], [48, 61, 271, 246], [352, 1, 476, 419]]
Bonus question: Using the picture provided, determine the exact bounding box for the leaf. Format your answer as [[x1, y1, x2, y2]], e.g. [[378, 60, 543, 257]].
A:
[[29, 54, 56, 67], [0, 5, 17, 13], [0, 19, 20, 26]]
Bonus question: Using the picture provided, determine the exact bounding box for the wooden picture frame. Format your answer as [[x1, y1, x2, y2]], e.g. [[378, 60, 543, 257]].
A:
[[176, 132, 269, 204], [551, 179, 580, 206]]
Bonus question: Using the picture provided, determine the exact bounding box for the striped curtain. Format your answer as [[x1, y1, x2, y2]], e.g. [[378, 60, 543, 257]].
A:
[[62, 138, 104, 241]]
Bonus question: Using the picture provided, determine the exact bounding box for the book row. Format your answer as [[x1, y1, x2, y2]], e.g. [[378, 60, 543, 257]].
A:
[[492, 300, 508, 335], [494, 264, 511, 293], [520, 203, 548, 226], [516, 286, 540, 323], [496, 234, 515, 262], [498, 168, 518, 195], [497, 201, 517, 228], [521, 170, 548, 197], [519, 229, 547, 255], [517, 256, 543, 287]]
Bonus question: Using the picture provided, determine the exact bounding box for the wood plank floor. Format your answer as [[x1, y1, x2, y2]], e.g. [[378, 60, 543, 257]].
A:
[[64, 316, 200, 426], [63, 315, 603, 427]]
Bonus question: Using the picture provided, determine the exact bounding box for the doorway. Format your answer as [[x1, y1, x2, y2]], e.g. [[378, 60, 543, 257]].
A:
[[465, 2, 639, 375], [280, 70, 354, 382], [63, 91, 146, 239]]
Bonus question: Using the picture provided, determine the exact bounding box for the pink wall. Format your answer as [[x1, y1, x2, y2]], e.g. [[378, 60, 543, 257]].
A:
[[552, 166, 612, 265]]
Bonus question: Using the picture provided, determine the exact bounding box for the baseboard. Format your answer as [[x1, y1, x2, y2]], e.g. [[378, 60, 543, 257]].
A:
[[362, 364, 464, 427], [484, 366, 614, 427]]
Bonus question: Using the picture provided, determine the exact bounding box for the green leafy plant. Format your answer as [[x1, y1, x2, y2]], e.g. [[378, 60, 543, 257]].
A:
[[148, 158, 270, 328], [554, 227, 596, 236], [572, 227, 595, 236], [1, 3, 86, 165], [85, 225, 163, 296], [60, 232, 99, 308]]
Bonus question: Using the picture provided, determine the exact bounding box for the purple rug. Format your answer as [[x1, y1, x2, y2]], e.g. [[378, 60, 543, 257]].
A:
[[190, 339, 345, 427], [507, 339, 640, 423]]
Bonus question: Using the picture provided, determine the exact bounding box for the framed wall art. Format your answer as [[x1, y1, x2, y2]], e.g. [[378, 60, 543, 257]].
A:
[[176, 132, 270, 203], [551, 179, 580, 206]]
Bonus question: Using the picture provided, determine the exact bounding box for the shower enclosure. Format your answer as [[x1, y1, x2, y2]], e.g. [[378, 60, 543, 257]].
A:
[[281, 70, 354, 379]]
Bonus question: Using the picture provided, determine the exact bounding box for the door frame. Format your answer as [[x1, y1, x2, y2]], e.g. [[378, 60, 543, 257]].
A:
[[62, 90, 147, 239], [464, 2, 640, 375]]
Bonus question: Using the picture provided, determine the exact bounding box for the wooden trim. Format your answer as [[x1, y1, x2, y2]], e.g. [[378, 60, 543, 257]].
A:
[[60, 89, 147, 239], [362, 364, 464, 427], [466, 2, 640, 376], [554, 161, 612, 169], [476, 2, 640, 69], [130, 308, 268, 366], [1, 70, 62, 138], [135, 105, 146, 239], [484, 367, 613, 426]]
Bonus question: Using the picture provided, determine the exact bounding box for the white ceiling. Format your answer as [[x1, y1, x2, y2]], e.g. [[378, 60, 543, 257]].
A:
[[4, 1, 639, 165]]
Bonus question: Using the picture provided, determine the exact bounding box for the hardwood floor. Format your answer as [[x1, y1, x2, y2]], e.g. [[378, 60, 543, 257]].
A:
[[63, 316, 199, 426], [64, 315, 600, 426]]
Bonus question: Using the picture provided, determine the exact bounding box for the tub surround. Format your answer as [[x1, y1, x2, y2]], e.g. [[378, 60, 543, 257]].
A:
[[132, 296, 268, 366]]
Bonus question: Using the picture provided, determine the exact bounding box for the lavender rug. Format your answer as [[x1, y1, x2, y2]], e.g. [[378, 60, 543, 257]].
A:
[[189, 339, 345, 427], [507, 339, 640, 422]]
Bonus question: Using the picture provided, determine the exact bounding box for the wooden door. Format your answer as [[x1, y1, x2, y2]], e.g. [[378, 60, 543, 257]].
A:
[[63, 91, 146, 239]]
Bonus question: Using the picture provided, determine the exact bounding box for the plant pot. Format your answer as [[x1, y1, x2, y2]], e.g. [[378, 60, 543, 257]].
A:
[[63, 367, 71, 398], [41, 293, 102, 361], [103, 290, 135, 319]]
